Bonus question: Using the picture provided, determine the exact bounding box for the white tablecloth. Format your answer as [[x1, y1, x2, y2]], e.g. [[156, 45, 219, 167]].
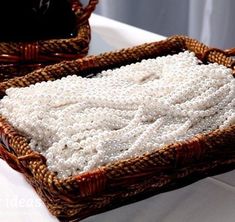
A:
[[0, 14, 235, 222]]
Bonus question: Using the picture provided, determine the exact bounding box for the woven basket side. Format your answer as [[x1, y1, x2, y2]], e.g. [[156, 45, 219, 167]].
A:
[[38, 22, 91, 54], [103, 125, 235, 180], [0, 0, 98, 55], [168, 35, 234, 68], [0, 35, 235, 221]]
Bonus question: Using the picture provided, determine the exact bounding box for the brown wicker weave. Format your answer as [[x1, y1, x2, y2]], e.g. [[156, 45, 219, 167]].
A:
[[0, 35, 234, 222], [0, 0, 98, 82]]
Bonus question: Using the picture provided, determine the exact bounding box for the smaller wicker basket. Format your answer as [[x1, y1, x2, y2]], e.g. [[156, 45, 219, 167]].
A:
[[0, 0, 98, 82], [0, 35, 234, 222]]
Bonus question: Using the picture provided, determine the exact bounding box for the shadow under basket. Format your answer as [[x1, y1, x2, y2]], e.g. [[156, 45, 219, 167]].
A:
[[0, 35, 235, 222], [0, 0, 98, 82]]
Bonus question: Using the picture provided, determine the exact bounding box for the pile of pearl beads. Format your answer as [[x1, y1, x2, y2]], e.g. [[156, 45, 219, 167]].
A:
[[0, 51, 234, 179]]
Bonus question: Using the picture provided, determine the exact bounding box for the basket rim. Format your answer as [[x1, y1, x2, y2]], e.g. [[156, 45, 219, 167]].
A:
[[0, 21, 91, 64], [0, 35, 234, 219], [0, 0, 99, 82]]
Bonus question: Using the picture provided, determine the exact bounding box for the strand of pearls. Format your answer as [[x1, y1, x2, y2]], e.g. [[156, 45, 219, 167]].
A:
[[0, 51, 234, 179]]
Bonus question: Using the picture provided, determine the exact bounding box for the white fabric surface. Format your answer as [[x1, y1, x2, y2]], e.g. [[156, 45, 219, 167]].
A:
[[0, 14, 234, 222], [88, 14, 165, 53]]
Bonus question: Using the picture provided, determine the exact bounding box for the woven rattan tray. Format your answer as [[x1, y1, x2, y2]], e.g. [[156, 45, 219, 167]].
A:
[[0, 35, 234, 221], [0, 0, 98, 82]]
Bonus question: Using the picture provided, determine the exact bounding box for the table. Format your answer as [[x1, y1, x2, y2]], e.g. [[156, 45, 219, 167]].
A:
[[0, 14, 235, 222]]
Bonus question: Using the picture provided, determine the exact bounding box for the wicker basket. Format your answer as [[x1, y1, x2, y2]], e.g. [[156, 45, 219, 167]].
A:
[[0, 0, 98, 82], [0, 35, 234, 222]]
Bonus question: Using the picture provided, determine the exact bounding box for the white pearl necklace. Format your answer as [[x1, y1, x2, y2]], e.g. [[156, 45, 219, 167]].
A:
[[0, 51, 234, 179]]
